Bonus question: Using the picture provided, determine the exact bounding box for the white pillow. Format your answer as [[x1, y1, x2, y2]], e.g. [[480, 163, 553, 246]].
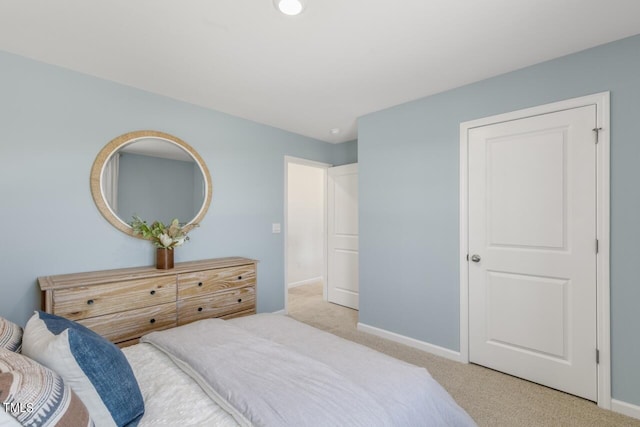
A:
[[22, 312, 144, 427]]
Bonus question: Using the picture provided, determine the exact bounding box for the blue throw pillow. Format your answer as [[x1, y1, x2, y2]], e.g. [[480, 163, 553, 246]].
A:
[[22, 311, 144, 427]]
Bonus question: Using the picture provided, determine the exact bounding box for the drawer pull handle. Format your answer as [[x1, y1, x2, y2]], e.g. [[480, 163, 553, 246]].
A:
[[237, 298, 242, 303], [198, 282, 203, 287], [150, 290, 156, 295], [150, 318, 156, 324], [198, 307, 203, 312], [238, 276, 243, 280], [87, 299, 94, 305]]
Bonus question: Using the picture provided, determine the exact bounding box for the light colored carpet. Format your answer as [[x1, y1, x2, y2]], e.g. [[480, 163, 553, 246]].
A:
[[287, 283, 640, 427]]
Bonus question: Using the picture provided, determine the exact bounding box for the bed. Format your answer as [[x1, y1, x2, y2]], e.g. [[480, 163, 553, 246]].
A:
[[1, 312, 476, 426]]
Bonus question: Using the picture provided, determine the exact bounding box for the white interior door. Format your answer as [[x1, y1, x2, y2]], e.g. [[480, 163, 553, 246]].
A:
[[468, 105, 597, 400], [327, 163, 358, 309]]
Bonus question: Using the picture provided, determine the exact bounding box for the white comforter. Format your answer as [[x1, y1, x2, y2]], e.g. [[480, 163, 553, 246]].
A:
[[140, 313, 475, 427], [123, 343, 239, 426]]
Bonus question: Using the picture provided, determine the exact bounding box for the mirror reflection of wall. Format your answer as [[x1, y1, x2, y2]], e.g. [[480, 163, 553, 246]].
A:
[[100, 138, 206, 226], [117, 152, 202, 224]]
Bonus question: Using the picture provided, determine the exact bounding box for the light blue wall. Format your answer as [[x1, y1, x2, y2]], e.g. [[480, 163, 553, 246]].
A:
[[358, 34, 640, 405], [0, 51, 355, 327]]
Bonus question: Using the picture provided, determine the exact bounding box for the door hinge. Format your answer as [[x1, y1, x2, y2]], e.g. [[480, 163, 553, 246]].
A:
[[593, 127, 602, 144], [596, 349, 600, 364], [596, 239, 599, 254]]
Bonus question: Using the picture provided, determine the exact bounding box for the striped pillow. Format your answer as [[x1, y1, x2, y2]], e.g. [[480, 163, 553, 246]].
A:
[[0, 348, 94, 426], [0, 317, 22, 353]]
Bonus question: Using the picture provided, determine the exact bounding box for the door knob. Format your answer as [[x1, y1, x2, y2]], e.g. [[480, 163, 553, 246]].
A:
[[470, 254, 481, 263]]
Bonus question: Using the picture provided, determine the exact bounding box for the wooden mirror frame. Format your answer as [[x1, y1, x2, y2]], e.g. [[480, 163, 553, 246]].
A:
[[90, 130, 212, 237]]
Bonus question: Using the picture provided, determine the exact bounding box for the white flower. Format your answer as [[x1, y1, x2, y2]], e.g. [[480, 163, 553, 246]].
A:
[[159, 233, 173, 248], [131, 216, 198, 249]]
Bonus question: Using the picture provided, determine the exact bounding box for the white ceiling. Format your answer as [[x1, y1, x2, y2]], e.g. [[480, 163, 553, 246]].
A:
[[1, 1, 640, 143]]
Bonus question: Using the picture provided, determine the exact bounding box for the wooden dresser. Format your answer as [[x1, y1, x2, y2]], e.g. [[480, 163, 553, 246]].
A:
[[38, 257, 257, 347]]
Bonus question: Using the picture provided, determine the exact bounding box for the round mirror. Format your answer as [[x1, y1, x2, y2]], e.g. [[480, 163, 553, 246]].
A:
[[90, 130, 212, 237]]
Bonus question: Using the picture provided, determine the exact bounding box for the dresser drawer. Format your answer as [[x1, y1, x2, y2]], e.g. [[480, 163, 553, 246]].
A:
[[53, 276, 176, 320], [177, 265, 256, 299], [177, 286, 256, 325], [77, 302, 177, 344], [38, 257, 258, 345]]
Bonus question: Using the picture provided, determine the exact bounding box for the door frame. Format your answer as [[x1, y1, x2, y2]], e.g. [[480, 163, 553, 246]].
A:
[[459, 92, 610, 408], [283, 155, 332, 314]]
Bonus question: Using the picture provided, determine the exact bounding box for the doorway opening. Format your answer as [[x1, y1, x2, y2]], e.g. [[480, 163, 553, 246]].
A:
[[284, 156, 330, 315]]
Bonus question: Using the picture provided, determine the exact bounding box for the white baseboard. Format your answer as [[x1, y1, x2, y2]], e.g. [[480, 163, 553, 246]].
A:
[[287, 277, 323, 289], [356, 322, 464, 363], [271, 309, 286, 315], [611, 399, 640, 420]]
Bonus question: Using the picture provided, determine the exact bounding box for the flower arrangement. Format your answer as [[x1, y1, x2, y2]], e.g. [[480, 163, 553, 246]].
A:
[[130, 215, 198, 249]]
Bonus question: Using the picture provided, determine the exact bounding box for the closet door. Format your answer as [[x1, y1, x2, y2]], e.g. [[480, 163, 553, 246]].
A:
[[468, 106, 597, 400]]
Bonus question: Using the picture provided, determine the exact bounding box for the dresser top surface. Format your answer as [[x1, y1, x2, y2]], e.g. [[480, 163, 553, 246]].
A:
[[38, 257, 258, 290]]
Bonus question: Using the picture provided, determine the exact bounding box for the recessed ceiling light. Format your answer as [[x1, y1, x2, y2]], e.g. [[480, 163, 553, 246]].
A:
[[330, 128, 340, 135], [274, 0, 305, 16]]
